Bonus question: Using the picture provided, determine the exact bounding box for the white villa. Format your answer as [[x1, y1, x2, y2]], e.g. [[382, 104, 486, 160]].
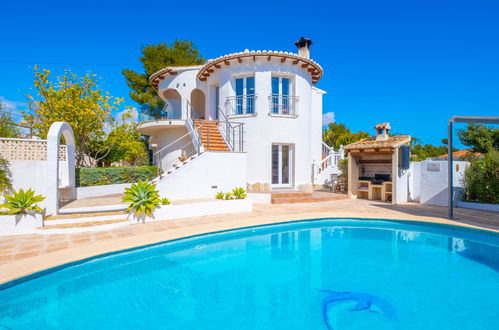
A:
[[137, 37, 342, 200]]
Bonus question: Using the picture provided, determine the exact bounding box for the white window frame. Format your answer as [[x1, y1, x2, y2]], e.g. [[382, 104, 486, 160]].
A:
[[270, 74, 298, 118], [271, 143, 294, 187], [226, 74, 257, 118]]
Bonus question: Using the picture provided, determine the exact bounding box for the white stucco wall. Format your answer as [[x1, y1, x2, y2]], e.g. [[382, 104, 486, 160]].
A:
[[408, 162, 421, 202], [410, 160, 469, 206], [155, 151, 247, 200], [8, 160, 69, 208]]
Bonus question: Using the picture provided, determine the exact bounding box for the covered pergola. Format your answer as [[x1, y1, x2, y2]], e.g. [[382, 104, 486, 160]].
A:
[[447, 116, 499, 218]]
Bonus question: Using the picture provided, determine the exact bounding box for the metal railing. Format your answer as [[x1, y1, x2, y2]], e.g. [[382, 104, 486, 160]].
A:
[[138, 103, 182, 122], [152, 123, 204, 178], [217, 107, 244, 152], [187, 101, 200, 120], [313, 143, 345, 178], [269, 94, 299, 116], [225, 95, 257, 116]]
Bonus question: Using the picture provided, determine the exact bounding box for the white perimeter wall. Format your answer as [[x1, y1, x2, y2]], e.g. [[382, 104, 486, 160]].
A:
[[155, 151, 247, 200], [409, 160, 469, 206], [8, 160, 69, 208]]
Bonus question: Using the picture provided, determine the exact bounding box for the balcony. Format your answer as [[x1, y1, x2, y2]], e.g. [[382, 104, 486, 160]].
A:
[[269, 94, 299, 117], [225, 95, 257, 118], [138, 105, 183, 123], [137, 104, 185, 135]]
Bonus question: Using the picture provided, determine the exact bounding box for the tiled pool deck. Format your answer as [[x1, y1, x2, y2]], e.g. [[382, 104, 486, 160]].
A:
[[0, 199, 497, 284]]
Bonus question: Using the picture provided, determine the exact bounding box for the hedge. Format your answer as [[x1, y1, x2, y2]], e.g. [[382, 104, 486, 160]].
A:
[[461, 151, 499, 205], [76, 166, 158, 187]]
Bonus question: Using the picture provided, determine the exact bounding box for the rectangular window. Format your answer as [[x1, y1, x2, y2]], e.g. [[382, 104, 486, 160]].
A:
[[271, 76, 292, 115], [215, 85, 220, 120], [234, 76, 255, 115], [236, 78, 244, 115], [271, 77, 279, 113], [282, 78, 289, 114], [246, 77, 255, 114]]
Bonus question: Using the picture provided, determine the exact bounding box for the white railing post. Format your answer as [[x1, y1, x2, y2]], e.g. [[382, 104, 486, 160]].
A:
[[339, 145, 345, 160]]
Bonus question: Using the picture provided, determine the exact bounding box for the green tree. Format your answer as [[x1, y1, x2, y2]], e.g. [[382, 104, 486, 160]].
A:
[[102, 111, 149, 166], [410, 143, 451, 161], [461, 150, 499, 204], [322, 122, 370, 150], [457, 124, 499, 154], [24, 67, 124, 166], [122, 40, 205, 109], [0, 104, 21, 138], [0, 157, 12, 194]]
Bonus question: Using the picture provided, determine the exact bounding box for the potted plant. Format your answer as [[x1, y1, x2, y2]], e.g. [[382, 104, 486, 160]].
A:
[[122, 179, 161, 223], [0, 188, 45, 234]]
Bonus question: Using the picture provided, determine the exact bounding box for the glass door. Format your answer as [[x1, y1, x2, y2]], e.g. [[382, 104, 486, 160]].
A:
[[271, 144, 293, 187], [235, 76, 255, 115], [215, 85, 220, 120]]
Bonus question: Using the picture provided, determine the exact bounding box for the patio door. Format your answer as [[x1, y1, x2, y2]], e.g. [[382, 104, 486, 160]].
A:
[[272, 144, 294, 187]]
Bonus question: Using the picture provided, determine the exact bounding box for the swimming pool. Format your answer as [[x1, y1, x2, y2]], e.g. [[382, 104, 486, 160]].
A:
[[0, 219, 498, 329]]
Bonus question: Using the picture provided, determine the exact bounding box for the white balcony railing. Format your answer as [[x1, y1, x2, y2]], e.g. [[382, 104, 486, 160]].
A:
[[269, 94, 299, 117], [225, 95, 257, 117]]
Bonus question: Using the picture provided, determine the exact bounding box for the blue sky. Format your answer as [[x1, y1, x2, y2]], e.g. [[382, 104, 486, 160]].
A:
[[1, 0, 498, 146]]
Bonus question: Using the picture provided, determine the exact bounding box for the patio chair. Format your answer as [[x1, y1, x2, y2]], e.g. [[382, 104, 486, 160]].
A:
[[330, 174, 339, 192]]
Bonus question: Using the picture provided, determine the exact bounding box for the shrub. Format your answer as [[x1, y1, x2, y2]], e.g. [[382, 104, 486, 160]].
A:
[[338, 158, 348, 178], [0, 157, 12, 194], [0, 188, 45, 214], [216, 188, 246, 200], [232, 187, 247, 199], [461, 151, 499, 204], [161, 197, 171, 205], [122, 180, 161, 216], [76, 166, 158, 187]]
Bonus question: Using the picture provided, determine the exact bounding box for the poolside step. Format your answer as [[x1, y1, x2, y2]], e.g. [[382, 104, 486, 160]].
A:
[[38, 209, 130, 233], [45, 210, 126, 221], [40, 218, 128, 230], [271, 191, 348, 204], [36, 218, 129, 234]]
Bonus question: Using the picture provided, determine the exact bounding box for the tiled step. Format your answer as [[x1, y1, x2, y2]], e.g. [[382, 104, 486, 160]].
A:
[[45, 210, 126, 221], [40, 209, 130, 233], [40, 218, 128, 230], [271, 192, 348, 204], [44, 211, 127, 225], [271, 192, 311, 199], [194, 119, 230, 151]]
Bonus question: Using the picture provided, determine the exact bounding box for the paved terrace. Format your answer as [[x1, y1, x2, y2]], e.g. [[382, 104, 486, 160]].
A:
[[0, 199, 497, 284]]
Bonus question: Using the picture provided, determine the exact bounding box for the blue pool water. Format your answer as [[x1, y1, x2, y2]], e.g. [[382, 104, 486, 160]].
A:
[[1, 219, 498, 329]]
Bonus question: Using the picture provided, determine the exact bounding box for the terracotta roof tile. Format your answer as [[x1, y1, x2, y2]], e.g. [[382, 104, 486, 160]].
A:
[[343, 135, 411, 150]]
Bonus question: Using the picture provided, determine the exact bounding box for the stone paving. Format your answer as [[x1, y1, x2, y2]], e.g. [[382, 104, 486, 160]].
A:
[[0, 199, 497, 284]]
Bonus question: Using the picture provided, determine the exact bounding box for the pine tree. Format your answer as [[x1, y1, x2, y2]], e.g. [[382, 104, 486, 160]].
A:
[[122, 40, 205, 110]]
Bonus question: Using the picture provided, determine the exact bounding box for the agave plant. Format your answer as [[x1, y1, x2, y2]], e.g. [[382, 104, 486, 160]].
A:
[[161, 197, 171, 205], [122, 180, 161, 216], [232, 187, 247, 200], [215, 192, 224, 200], [0, 188, 45, 214]]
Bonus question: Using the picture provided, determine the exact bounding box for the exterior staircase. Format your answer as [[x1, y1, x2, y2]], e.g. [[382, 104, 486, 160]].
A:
[[194, 120, 230, 151]]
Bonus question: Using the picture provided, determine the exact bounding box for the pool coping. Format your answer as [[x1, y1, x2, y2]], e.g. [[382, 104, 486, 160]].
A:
[[0, 213, 497, 288]]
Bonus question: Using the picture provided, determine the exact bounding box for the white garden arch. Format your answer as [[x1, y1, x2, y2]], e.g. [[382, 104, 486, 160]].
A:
[[46, 122, 76, 215]]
